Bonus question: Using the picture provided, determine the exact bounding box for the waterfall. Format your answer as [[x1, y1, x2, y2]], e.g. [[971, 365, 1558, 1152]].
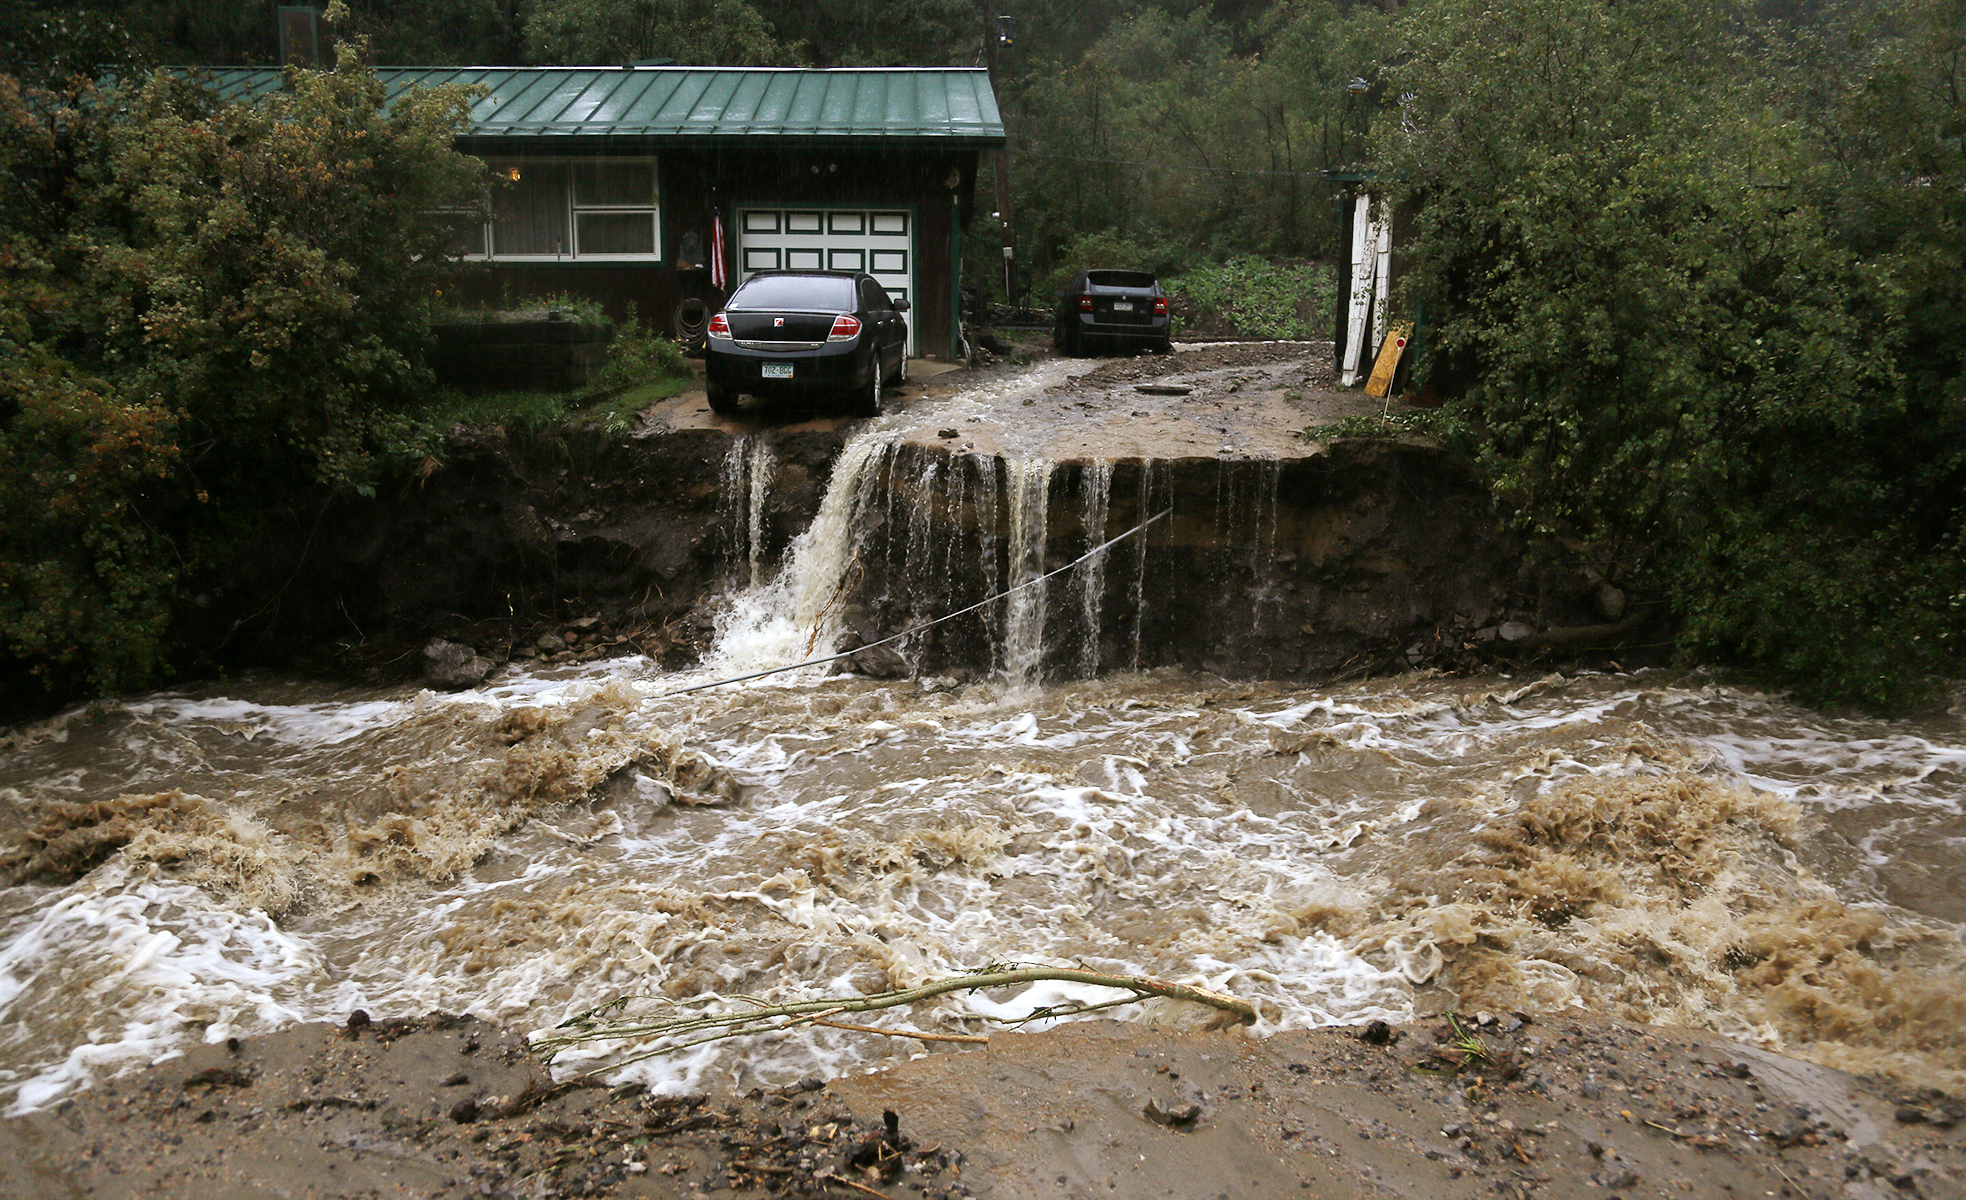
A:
[[999, 459, 1057, 689], [1228, 459, 1284, 649], [707, 434, 893, 673], [1075, 459, 1112, 679], [1126, 459, 1165, 672], [720, 436, 778, 590], [709, 431, 1160, 688]]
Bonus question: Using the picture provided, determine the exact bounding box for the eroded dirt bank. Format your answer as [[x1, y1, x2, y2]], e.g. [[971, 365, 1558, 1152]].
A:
[[6, 1011, 1961, 1200], [223, 342, 1637, 690]]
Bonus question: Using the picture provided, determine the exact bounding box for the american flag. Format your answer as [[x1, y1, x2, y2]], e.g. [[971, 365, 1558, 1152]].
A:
[[710, 210, 727, 291]]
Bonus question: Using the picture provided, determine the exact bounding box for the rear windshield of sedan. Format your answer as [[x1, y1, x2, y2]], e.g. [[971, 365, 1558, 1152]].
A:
[[729, 275, 858, 311], [1086, 270, 1157, 289]]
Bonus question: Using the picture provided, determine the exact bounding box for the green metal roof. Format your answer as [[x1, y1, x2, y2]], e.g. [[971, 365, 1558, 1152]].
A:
[[201, 66, 1005, 148]]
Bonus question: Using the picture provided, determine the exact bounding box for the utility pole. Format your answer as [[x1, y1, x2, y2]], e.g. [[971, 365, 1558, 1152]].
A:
[[984, 12, 1014, 304]]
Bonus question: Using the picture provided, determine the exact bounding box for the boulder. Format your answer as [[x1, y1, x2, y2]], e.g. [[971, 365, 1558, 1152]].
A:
[[423, 638, 495, 689], [848, 643, 911, 679]]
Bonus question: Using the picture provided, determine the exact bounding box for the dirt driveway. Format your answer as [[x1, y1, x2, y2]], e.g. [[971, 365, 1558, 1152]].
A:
[[639, 340, 1389, 463]]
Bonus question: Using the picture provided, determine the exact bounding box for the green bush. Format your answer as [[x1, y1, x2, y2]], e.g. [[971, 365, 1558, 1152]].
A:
[[1041, 228, 1193, 297], [1381, 0, 1966, 708], [596, 304, 688, 392], [1165, 257, 1333, 340], [0, 42, 487, 704]]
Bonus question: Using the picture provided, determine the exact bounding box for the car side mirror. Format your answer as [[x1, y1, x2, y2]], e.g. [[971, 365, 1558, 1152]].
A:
[[891, 297, 910, 312]]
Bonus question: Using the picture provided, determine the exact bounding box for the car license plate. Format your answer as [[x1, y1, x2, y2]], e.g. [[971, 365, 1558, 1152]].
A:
[[1110, 300, 1133, 312], [762, 362, 794, 379]]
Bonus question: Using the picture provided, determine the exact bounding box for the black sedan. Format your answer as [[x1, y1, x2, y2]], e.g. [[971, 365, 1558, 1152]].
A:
[[706, 271, 910, 418], [1052, 269, 1171, 355]]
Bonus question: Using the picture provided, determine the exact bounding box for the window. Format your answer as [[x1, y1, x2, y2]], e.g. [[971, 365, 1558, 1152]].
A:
[[460, 158, 661, 261]]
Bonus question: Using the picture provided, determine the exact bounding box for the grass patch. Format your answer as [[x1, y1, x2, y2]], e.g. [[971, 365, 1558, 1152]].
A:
[[1166, 257, 1334, 340], [420, 387, 574, 434], [576, 374, 691, 432]]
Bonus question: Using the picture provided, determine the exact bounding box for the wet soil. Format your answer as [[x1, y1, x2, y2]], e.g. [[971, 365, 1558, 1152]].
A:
[[7, 1009, 1962, 1200], [910, 338, 1384, 462], [648, 338, 1384, 463]]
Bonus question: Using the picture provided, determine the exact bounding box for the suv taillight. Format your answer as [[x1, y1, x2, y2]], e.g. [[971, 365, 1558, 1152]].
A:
[[1078, 294, 1093, 312], [707, 312, 731, 339], [827, 314, 862, 341], [1153, 297, 1168, 315]]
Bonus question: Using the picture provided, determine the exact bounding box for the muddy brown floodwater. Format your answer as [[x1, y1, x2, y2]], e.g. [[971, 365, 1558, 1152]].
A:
[[4, 344, 1966, 1199]]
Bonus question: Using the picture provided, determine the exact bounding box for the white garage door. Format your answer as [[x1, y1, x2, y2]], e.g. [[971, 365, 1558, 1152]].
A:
[[736, 207, 914, 353]]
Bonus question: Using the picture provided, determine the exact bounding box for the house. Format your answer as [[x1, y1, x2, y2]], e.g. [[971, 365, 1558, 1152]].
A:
[[206, 66, 1006, 359]]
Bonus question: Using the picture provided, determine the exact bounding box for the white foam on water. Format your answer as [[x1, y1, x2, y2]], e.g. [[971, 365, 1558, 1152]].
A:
[[0, 862, 344, 1115], [119, 695, 413, 748], [3, 664, 1964, 1107]]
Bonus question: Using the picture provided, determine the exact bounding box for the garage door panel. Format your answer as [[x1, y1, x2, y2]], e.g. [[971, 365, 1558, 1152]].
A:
[[736, 205, 915, 354]]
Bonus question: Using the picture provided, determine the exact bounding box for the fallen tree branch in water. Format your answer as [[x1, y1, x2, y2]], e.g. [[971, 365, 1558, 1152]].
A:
[[537, 965, 1255, 1072], [812, 1018, 989, 1044]]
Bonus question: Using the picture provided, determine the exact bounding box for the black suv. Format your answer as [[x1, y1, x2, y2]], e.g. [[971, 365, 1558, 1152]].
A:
[[1052, 269, 1171, 355], [706, 271, 910, 417]]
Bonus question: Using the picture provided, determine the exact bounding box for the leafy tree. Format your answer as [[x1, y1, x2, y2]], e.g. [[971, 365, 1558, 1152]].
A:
[[748, 0, 978, 67], [521, 0, 795, 66], [0, 260, 181, 697], [347, 0, 525, 66], [0, 35, 486, 705], [0, 5, 153, 86], [85, 57, 486, 491], [1380, 0, 1966, 706]]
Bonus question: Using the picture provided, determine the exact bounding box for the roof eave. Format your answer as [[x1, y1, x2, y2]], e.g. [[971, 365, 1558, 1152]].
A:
[[456, 133, 1005, 153]]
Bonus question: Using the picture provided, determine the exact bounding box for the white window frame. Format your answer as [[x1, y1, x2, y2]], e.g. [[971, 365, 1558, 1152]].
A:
[[461, 156, 664, 263]]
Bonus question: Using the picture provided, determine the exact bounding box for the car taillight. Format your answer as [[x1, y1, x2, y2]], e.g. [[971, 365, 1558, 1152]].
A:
[[1078, 294, 1093, 312], [1153, 297, 1168, 315], [827, 314, 861, 341], [707, 312, 731, 339]]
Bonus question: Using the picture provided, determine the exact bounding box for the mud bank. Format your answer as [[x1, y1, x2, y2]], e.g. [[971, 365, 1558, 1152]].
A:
[[213, 415, 849, 680], [219, 343, 1636, 689], [7, 1010, 1961, 1200], [824, 438, 1523, 682]]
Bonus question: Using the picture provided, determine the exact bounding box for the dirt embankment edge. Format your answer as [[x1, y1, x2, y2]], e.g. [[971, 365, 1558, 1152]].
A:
[[5, 1010, 1961, 1200]]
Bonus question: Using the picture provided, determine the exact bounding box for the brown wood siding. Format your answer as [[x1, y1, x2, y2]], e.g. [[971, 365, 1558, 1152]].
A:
[[444, 145, 981, 360]]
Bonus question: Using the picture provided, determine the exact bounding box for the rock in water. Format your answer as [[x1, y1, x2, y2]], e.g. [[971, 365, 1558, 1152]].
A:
[[422, 638, 494, 689], [849, 643, 910, 679]]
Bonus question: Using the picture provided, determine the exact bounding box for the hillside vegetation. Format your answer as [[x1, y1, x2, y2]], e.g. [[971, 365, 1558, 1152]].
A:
[[2, 0, 1962, 709]]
